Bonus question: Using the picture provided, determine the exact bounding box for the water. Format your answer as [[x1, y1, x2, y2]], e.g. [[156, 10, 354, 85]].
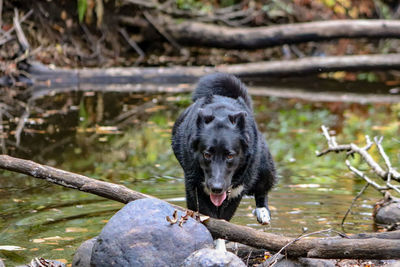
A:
[[0, 89, 399, 266]]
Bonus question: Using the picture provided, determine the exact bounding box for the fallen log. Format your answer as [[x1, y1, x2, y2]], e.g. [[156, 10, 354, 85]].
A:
[[0, 154, 400, 259], [27, 53, 400, 103], [120, 17, 400, 49]]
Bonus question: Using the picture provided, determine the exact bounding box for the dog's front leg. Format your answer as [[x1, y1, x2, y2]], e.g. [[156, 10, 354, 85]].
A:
[[253, 192, 271, 225]]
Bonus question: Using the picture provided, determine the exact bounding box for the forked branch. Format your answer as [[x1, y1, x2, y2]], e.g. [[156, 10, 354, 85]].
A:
[[317, 125, 400, 187], [317, 125, 400, 227]]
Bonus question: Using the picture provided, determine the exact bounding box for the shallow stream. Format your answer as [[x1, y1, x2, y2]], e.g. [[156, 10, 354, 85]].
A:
[[0, 84, 399, 266]]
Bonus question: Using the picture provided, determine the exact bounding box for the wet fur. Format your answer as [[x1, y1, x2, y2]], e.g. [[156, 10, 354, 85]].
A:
[[172, 73, 276, 221]]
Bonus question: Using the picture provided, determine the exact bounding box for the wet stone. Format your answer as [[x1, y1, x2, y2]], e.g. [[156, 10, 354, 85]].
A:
[[375, 202, 400, 225], [182, 248, 246, 267], [72, 237, 98, 267], [91, 198, 213, 267]]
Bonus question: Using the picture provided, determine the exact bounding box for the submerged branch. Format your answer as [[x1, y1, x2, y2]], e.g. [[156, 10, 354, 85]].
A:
[[1, 154, 400, 259]]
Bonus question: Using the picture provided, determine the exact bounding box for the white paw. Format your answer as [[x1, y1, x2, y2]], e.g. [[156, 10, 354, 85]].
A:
[[253, 207, 271, 225], [214, 238, 226, 252]]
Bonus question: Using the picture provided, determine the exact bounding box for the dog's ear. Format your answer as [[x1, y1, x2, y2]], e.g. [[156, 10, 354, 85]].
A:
[[228, 111, 246, 129], [197, 108, 214, 127]]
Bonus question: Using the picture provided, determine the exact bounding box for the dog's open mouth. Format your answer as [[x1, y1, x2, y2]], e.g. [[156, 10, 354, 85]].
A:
[[210, 192, 226, 207]]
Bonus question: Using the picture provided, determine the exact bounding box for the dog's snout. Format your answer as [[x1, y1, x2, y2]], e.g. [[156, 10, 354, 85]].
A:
[[210, 184, 223, 194]]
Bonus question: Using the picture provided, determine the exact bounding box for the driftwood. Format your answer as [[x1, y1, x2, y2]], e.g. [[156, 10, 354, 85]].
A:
[[25, 53, 400, 103], [1, 154, 400, 259], [120, 17, 400, 49]]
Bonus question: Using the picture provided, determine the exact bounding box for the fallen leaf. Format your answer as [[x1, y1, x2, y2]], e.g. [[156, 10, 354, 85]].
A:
[[288, 184, 320, 188], [0, 245, 26, 251], [199, 216, 210, 223], [65, 227, 88, 233], [43, 236, 62, 240]]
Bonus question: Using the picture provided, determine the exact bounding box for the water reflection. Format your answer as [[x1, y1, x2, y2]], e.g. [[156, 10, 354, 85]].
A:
[[0, 92, 399, 265]]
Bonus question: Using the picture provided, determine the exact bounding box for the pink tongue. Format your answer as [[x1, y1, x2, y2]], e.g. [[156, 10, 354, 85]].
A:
[[210, 192, 227, 207]]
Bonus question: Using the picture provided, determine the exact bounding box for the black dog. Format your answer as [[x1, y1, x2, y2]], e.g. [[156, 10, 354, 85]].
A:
[[172, 73, 276, 224]]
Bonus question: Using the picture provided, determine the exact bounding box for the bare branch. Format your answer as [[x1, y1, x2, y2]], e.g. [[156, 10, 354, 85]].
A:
[[13, 8, 30, 51], [341, 183, 370, 228], [318, 125, 400, 226], [119, 28, 145, 66], [317, 125, 399, 182], [345, 160, 388, 191], [14, 100, 31, 146], [374, 136, 400, 187]]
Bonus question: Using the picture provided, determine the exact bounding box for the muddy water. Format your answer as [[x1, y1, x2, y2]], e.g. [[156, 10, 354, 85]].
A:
[[0, 91, 399, 266]]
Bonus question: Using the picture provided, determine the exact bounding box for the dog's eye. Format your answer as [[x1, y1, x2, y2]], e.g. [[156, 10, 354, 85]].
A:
[[203, 152, 212, 160], [226, 154, 235, 160]]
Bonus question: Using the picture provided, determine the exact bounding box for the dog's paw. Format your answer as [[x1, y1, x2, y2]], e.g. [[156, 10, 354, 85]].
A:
[[214, 238, 227, 252], [253, 207, 271, 225]]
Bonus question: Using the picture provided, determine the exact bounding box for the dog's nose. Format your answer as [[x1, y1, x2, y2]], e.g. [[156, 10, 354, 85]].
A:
[[210, 185, 223, 194]]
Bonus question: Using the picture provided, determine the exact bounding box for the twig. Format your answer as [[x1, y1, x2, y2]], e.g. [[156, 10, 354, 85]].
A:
[[374, 136, 400, 193], [13, 8, 30, 51], [246, 249, 253, 266], [345, 160, 389, 191], [14, 100, 32, 146], [317, 125, 399, 182], [119, 28, 145, 66], [267, 229, 348, 266], [0, 0, 3, 28], [0, 9, 32, 47], [341, 183, 370, 229], [318, 125, 400, 229], [142, 10, 188, 56], [0, 107, 7, 154]]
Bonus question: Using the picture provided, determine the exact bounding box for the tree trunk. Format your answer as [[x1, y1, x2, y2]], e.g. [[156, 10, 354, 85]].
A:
[[28, 54, 400, 103], [0, 154, 400, 259], [122, 17, 400, 49]]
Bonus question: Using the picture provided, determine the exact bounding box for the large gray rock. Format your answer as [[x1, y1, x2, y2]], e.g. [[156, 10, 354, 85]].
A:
[[72, 237, 97, 267], [91, 198, 213, 267], [375, 201, 400, 225], [182, 248, 246, 267]]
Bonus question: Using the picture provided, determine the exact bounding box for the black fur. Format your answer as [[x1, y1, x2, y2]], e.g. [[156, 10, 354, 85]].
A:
[[172, 73, 276, 221]]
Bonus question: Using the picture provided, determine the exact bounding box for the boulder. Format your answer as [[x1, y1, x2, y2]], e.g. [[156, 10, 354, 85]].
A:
[[72, 237, 98, 267], [182, 248, 246, 267], [375, 201, 400, 225], [91, 198, 213, 267]]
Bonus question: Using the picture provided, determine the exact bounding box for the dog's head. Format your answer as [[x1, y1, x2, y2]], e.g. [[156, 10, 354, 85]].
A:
[[191, 107, 249, 207]]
